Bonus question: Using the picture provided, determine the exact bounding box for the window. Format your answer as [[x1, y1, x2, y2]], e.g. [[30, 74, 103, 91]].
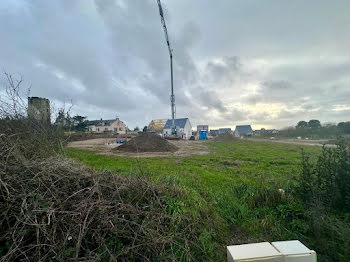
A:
[[105, 128, 108, 131], [97, 128, 99, 132], [114, 128, 118, 132], [119, 127, 123, 131]]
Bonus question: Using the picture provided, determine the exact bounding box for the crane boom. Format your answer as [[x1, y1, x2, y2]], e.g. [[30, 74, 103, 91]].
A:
[[157, 0, 172, 57], [157, 0, 176, 134]]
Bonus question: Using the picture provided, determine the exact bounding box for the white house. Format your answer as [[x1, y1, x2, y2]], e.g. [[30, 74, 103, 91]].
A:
[[87, 118, 127, 134], [163, 118, 192, 139]]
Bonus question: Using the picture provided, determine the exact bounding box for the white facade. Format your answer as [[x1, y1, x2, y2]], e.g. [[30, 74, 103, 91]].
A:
[[163, 118, 192, 139], [87, 118, 127, 134]]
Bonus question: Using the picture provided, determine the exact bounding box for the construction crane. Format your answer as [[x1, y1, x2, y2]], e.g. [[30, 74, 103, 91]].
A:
[[156, 0, 176, 135]]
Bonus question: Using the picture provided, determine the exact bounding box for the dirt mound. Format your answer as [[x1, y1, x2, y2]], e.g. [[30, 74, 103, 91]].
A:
[[214, 133, 238, 142], [116, 133, 178, 152]]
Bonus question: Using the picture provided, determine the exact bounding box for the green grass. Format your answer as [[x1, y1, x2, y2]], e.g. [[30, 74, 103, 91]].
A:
[[67, 140, 335, 261]]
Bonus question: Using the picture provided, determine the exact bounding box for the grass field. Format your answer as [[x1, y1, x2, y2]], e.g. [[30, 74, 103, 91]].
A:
[[66, 140, 344, 261]]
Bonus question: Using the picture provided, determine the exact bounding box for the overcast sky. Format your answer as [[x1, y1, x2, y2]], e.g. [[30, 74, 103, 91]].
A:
[[1, 0, 350, 129]]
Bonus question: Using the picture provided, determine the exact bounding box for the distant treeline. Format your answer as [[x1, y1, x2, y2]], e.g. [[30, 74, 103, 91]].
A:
[[268, 120, 350, 139]]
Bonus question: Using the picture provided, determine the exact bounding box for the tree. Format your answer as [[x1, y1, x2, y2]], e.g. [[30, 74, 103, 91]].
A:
[[134, 126, 140, 131], [296, 121, 308, 128], [55, 109, 66, 126], [72, 115, 87, 132], [308, 119, 321, 128], [72, 115, 86, 125], [54, 109, 72, 130], [338, 122, 350, 134]]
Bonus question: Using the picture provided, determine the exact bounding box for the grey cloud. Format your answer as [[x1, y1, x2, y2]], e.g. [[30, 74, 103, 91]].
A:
[[262, 80, 293, 90], [1, 0, 350, 129], [244, 94, 263, 105], [196, 89, 227, 113], [227, 108, 246, 122], [0, 0, 133, 111], [205, 56, 241, 85]]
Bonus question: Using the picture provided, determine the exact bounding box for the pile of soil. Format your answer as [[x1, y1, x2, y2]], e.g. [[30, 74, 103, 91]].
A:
[[116, 133, 178, 152], [214, 133, 238, 142]]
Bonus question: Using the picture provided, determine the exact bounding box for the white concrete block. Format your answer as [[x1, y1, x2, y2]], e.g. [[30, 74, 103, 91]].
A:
[[227, 242, 283, 262], [271, 240, 316, 262]]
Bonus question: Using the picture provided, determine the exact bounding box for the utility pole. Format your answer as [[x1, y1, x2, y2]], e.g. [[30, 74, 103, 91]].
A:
[[157, 0, 176, 134]]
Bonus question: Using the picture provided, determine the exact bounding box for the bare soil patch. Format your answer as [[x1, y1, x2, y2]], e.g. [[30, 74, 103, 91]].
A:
[[67, 138, 126, 150], [68, 138, 209, 157], [111, 140, 209, 158], [65, 132, 138, 142]]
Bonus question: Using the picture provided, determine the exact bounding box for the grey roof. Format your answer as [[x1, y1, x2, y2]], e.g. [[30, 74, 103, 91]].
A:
[[164, 118, 189, 129], [235, 125, 253, 134], [87, 119, 117, 127]]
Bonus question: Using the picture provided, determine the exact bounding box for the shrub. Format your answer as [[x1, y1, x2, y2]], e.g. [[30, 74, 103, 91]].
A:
[[297, 139, 350, 212], [0, 156, 219, 261], [294, 139, 350, 261]]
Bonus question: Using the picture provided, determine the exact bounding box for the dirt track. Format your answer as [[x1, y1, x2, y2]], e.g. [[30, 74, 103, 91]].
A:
[[68, 138, 126, 149], [68, 139, 209, 157]]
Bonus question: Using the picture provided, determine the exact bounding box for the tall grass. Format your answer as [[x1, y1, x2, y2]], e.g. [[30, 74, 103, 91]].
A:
[[67, 140, 350, 261]]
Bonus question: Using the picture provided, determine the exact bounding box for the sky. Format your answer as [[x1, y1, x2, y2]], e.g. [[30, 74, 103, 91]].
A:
[[0, 0, 350, 130]]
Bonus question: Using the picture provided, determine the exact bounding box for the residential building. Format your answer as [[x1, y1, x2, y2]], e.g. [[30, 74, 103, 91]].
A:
[[210, 129, 220, 136], [163, 118, 192, 139], [219, 128, 232, 134], [147, 119, 167, 134], [254, 128, 279, 136], [234, 125, 254, 137], [87, 118, 126, 134]]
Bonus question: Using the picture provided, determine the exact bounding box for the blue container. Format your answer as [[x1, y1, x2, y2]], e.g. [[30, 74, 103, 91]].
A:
[[200, 130, 207, 140]]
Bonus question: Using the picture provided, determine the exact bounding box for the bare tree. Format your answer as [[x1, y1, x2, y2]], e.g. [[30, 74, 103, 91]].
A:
[[0, 72, 30, 119]]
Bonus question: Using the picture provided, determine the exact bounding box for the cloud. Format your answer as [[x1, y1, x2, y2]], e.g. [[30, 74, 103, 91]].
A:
[[0, 0, 350, 129], [262, 80, 293, 90], [205, 56, 241, 85], [196, 89, 227, 112]]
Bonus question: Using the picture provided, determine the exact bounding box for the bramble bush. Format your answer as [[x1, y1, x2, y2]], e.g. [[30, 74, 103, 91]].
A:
[[297, 138, 350, 212], [295, 138, 350, 261]]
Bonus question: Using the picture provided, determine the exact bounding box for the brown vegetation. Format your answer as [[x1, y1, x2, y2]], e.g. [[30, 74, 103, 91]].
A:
[[0, 155, 206, 261]]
